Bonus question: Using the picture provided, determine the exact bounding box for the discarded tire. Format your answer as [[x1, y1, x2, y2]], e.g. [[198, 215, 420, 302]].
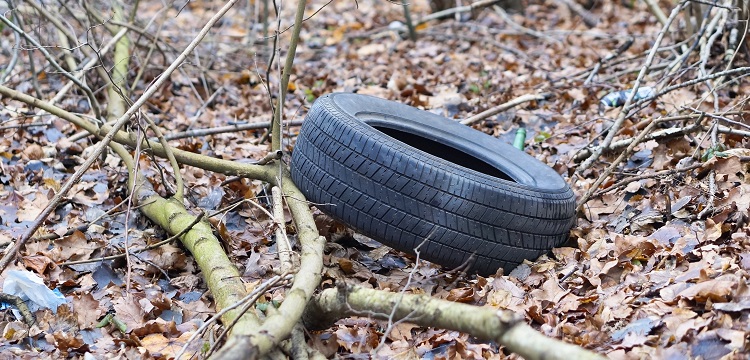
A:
[[290, 93, 575, 275]]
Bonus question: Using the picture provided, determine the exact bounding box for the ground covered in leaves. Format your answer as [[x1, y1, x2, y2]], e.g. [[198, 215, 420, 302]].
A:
[[1, 0, 749, 358]]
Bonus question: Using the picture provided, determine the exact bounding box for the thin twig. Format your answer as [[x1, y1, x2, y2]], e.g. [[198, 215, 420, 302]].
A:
[[190, 85, 225, 121], [61, 211, 204, 266], [584, 38, 634, 85], [417, 0, 501, 25], [0, 12, 102, 120], [0, 122, 48, 130], [21, 1, 112, 84], [494, 5, 561, 44], [162, 120, 304, 141], [50, 28, 129, 108], [461, 93, 550, 125], [592, 162, 705, 197], [556, 0, 599, 27], [373, 235, 430, 355]]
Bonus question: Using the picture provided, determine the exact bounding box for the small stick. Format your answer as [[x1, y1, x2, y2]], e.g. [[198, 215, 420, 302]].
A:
[[416, 0, 501, 26], [0, 293, 35, 325], [61, 211, 205, 266], [687, 107, 750, 131], [717, 125, 750, 137], [0, 18, 20, 83], [698, 121, 719, 218], [584, 38, 634, 85], [494, 6, 561, 44], [642, 0, 669, 25], [592, 162, 704, 197], [556, 0, 599, 27], [273, 186, 294, 271], [163, 120, 304, 141], [401, 1, 417, 41], [461, 93, 550, 126], [257, 150, 283, 165], [190, 85, 225, 121], [0, 122, 48, 130]]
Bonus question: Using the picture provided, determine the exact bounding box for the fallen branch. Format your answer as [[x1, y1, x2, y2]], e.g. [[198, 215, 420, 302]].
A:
[[304, 283, 606, 360], [163, 120, 304, 141], [176, 273, 293, 360], [272, 0, 307, 152]]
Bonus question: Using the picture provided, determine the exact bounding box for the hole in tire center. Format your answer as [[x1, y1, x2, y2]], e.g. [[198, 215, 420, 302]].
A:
[[372, 126, 515, 182]]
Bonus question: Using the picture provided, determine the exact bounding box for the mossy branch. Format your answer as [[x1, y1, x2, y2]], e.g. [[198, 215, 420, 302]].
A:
[[305, 284, 606, 360]]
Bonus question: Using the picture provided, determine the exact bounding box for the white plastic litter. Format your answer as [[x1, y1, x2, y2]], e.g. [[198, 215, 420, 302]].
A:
[[3, 269, 66, 313], [600, 86, 656, 107]]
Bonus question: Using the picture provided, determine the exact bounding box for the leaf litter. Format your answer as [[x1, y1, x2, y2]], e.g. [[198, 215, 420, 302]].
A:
[[0, 0, 749, 358]]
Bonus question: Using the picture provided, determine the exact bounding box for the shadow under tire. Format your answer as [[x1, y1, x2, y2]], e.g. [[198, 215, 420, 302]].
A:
[[290, 93, 576, 276]]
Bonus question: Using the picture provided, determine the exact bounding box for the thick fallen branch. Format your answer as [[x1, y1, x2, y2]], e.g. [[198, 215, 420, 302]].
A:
[[137, 192, 262, 331], [304, 283, 606, 360]]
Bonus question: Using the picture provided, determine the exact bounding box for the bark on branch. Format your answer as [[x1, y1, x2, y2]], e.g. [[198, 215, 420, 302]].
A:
[[305, 283, 606, 360]]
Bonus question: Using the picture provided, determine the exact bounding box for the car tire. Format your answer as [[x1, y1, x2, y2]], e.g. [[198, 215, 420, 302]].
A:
[[290, 93, 576, 275]]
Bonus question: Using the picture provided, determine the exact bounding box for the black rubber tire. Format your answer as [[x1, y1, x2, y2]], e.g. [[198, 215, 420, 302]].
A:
[[290, 93, 576, 275]]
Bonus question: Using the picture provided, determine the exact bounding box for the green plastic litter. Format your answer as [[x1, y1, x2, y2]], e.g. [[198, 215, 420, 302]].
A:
[[513, 128, 527, 150]]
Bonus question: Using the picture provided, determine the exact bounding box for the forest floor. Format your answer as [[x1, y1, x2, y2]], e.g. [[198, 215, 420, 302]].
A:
[[0, 0, 749, 358]]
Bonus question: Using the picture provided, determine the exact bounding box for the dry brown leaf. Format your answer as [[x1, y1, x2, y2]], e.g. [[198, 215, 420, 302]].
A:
[[113, 295, 147, 333], [677, 274, 737, 303]]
